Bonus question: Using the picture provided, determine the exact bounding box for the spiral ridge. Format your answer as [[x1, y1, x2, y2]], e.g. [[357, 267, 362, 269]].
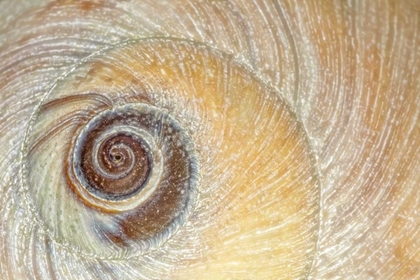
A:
[[0, 0, 419, 279]]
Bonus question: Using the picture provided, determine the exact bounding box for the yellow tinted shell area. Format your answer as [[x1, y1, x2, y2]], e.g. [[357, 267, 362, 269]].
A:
[[0, 0, 419, 279], [23, 39, 320, 279]]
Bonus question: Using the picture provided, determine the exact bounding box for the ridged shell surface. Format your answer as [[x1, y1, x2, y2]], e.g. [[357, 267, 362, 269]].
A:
[[0, 0, 419, 279]]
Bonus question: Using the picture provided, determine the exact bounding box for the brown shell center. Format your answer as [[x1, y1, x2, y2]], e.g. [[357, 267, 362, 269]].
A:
[[80, 132, 152, 200]]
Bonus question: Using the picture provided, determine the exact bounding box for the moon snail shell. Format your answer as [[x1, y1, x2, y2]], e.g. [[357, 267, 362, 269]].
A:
[[0, 0, 419, 279]]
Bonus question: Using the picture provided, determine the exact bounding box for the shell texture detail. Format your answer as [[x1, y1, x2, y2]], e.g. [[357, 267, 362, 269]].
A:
[[0, 0, 419, 279]]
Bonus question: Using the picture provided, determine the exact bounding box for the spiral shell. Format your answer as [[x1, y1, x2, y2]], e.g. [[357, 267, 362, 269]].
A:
[[1, 0, 420, 279]]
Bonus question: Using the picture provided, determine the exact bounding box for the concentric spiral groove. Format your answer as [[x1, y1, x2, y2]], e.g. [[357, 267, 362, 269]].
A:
[[1, 1, 419, 279]]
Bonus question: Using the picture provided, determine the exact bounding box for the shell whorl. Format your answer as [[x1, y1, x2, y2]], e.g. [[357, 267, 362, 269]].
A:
[[0, 0, 420, 279], [14, 37, 320, 278]]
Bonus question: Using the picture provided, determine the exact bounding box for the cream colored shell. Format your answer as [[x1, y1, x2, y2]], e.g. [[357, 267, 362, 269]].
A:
[[0, 0, 419, 279]]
